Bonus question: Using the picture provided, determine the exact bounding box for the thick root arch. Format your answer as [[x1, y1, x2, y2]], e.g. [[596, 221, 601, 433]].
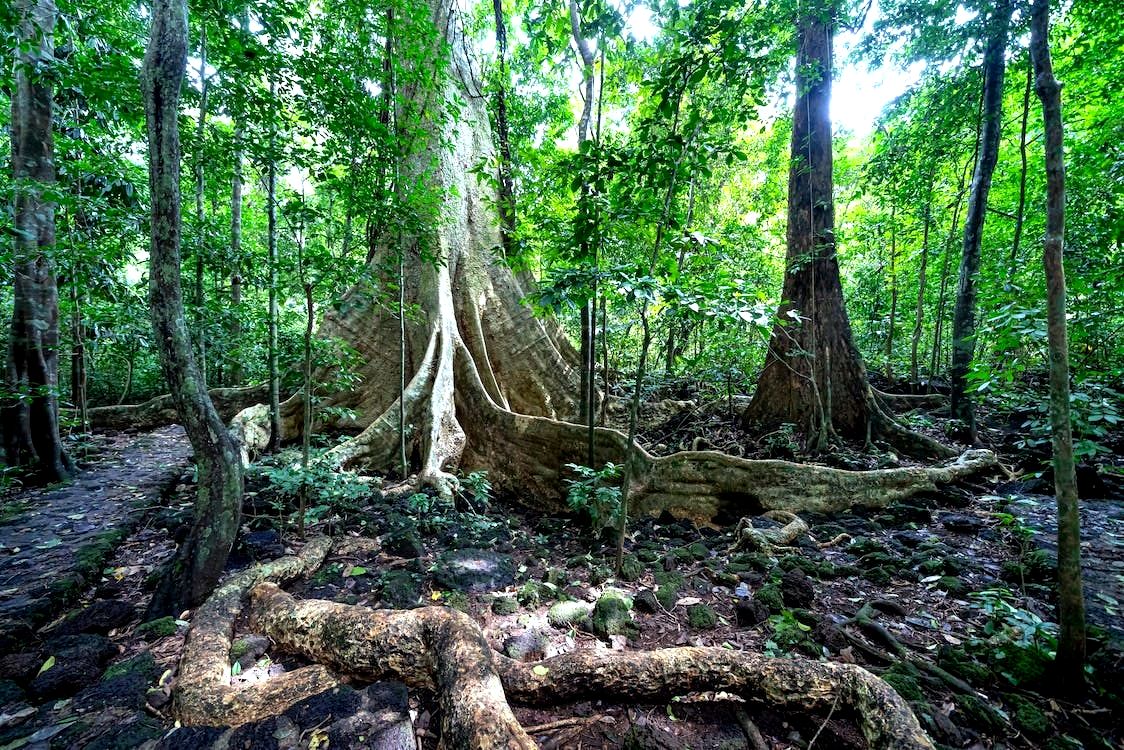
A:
[[247, 583, 935, 750]]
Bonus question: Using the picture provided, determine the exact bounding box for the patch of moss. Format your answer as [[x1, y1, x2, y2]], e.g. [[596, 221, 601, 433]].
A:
[[754, 583, 784, 614], [591, 590, 635, 637], [936, 576, 967, 596], [444, 590, 469, 613], [686, 604, 717, 629], [937, 647, 990, 685], [135, 616, 179, 641], [589, 565, 613, 585], [954, 692, 1005, 732], [848, 537, 887, 557], [1008, 694, 1049, 736], [618, 556, 644, 582], [653, 571, 684, 610], [491, 596, 519, 615], [547, 600, 592, 629], [882, 664, 924, 703], [74, 529, 128, 581], [862, 566, 893, 586], [730, 552, 773, 572], [517, 582, 545, 607], [778, 555, 822, 577], [686, 542, 710, 560], [992, 643, 1050, 687], [543, 567, 567, 586], [102, 651, 158, 683]]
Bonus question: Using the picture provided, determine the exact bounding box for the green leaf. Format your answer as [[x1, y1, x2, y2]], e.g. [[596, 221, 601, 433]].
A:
[[37, 656, 55, 676], [532, 665, 550, 676], [347, 565, 367, 577]]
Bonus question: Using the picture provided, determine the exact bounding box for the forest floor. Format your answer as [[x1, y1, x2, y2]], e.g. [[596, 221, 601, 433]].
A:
[[0, 400, 1121, 750]]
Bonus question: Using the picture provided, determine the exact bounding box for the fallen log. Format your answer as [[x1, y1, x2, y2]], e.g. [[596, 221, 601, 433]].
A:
[[85, 384, 270, 431]]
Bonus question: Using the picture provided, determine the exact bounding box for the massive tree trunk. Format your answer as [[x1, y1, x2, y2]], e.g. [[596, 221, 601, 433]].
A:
[[3, 0, 72, 482], [232, 0, 987, 520], [739, 6, 948, 459], [949, 0, 1013, 439], [143, 0, 244, 614], [1029, 0, 1085, 691]]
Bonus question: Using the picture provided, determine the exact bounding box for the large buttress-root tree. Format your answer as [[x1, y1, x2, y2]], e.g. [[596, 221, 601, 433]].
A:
[[233, 0, 991, 520], [740, 3, 949, 459], [144, 0, 243, 614]]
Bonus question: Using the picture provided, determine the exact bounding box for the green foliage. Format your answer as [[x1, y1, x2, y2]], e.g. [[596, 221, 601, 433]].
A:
[[563, 462, 622, 530], [250, 449, 373, 528], [968, 587, 1058, 685]]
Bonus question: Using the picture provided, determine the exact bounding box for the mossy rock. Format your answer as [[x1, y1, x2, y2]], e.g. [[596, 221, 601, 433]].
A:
[[858, 551, 899, 569], [777, 554, 823, 577], [102, 651, 158, 683], [754, 583, 784, 614], [862, 566, 894, 586], [548, 600, 592, 629], [687, 604, 717, 629], [730, 552, 773, 572], [443, 590, 470, 613], [565, 554, 590, 570], [491, 596, 519, 615], [135, 616, 179, 642], [635, 549, 660, 564], [617, 556, 644, 582], [848, 537, 888, 557], [953, 692, 1006, 732], [379, 570, 422, 609], [935, 576, 968, 596], [1008, 694, 1049, 736], [589, 565, 614, 585], [991, 643, 1050, 687], [833, 563, 862, 578], [653, 571, 684, 609], [710, 571, 739, 588], [882, 663, 924, 703], [591, 590, 635, 637], [937, 647, 990, 685], [686, 542, 710, 560]]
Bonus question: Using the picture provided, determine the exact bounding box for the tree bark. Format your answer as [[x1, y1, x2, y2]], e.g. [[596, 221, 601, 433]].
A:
[[3, 0, 71, 482], [193, 26, 209, 388], [1009, 60, 1032, 277], [1029, 0, 1085, 692], [491, 0, 515, 257], [143, 0, 244, 614], [229, 121, 244, 385], [949, 0, 1013, 439]]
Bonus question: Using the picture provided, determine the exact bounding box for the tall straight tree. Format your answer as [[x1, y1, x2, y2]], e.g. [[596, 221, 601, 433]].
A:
[[3, 0, 72, 481], [741, 0, 950, 458], [949, 0, 1013, 440], [143, 0, 244, 613], [1029, 0, 1085, 691]]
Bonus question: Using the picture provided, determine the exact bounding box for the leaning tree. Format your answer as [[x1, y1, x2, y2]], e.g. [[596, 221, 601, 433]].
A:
[[740, 0, 951, 459], [231, 0, 991, 523]]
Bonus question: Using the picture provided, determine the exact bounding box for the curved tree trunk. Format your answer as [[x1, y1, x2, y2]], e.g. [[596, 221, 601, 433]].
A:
[[3, 0, 72, 482], [231, 0, 985, 520], [949, 0, 1013, 439], [143, 0, 244, 615]]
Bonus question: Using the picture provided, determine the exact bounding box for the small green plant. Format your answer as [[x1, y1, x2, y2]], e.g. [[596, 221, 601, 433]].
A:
[[458, 470, 493, 511], [969, 588, 1057, 650], [251, 449, 373, 530], [564, 462, 622, 530], [765, 610, 811, 656]]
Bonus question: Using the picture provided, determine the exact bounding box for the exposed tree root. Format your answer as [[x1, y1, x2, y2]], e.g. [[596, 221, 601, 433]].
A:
[[874, 389, 948, 411], [174, 536, 336, 726], [733, 510, 810, 553], [248, 583, 935, 750], [87, 384, 268, 431]]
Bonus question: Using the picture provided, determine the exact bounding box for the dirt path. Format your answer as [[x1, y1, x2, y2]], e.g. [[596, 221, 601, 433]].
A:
[[0, 426, 191, 631]]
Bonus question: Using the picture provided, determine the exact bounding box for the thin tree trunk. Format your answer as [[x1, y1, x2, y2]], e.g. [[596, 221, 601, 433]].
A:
[[69, 282, 87, 433], [267, 78, 282, 451], [930, 158, 973, 382], [492, 0, 515, 256], [229, 121, 244, 385], [143, 0, 243, 614], [570, 0, 596, 429], [1028, 0, 1085, 691], [885, 204, 898, 380], [3, 0, 71, 481], [1010, 61, 1033, 277], [910, 172, 933, 385], [194, 27, 209, 388], [950, 0, 1013, 439]]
